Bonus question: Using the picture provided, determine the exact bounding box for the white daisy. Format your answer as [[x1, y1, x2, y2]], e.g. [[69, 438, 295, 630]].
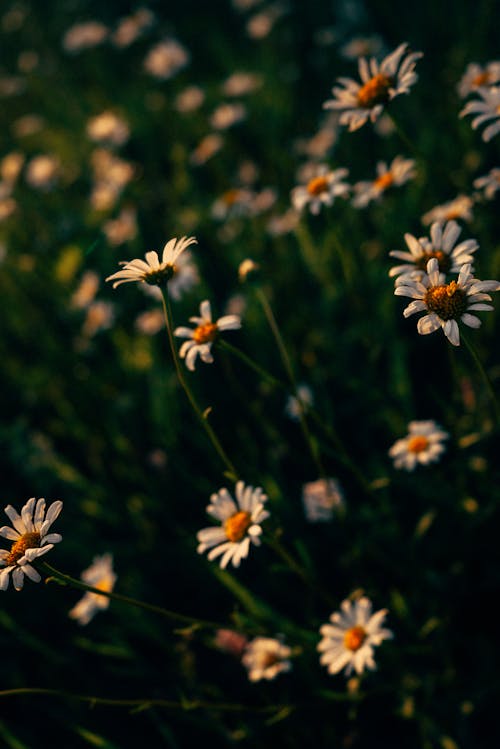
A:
[[105, 236, 197, 289], [389, 420, 449, 471], [352, 155, 416, 208], [473, 168, 500, 200], [143, 39, 189, 80], [174, 299, 241, 371], [68, 553, 117, 625], [318, 596, 393, 676], [197, 481, 270, 569], [395, 257, 500, 346], [242, 636, 292, 682], [0, 498, 63, 591], [285, 384, 314, 421], [302, 478, 344, 522], [460, 86, 500, 142], [457, 61, 500, 98], [291, 165, 349, 215], [86, 111, 130, 147], [323, 42, 423, 132], [389, 220, 478, 281], [421, 195, 474, 225]]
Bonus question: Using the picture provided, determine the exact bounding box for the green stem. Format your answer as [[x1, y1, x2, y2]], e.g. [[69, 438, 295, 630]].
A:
[[461, 331, 500, 426], [41, 562, 222, 630], [265, 534, 335, 607], [387, 111, 418, 157], [217, 339, 285, 390], [160, 289, 239, 480]]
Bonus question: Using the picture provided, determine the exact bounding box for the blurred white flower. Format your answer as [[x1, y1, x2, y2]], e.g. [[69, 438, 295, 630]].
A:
[[302, 478, 344, 522], [174, 85, 205, 113], [71, 270, 100, 310], [174, 299, 241, 371], [190, 133, 224, 166], [86, 111, 130, 147], [222, 71, 262, 97], [460, 86, 500, 142], [63, 21, 108, 53], [111, 9, 154, 48], [135, 308, 164, 335], [103, 207, 138, 246], [291, 165, 349, 214], [352, 156, 416, 208], [389, 420, 449, 471], [421, 195, 474, 225], [473, 168, 500, 199], [210, 102, 246, 130], [458, 61, 500, 98], [286, 384, 314, 420], [340, 35, 384, 61], [242, 636, 292, 681], [106, 236, 197, 289], [143, 39, 189, 80], [25, 154, 59, 190], [82, 301, 115, 337], [68, 554, 116, 625]]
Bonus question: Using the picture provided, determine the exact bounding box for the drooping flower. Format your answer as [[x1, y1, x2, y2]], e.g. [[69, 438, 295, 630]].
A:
[[302, 478, 344, 522], [318, 596, 393, 676], [291, 164, 349, 215], [0, 498, 63, 591], [197, 481, 269, 569], [460, 86, 500, 142], [242, 636, 292, 682], [389, 220, 478, 281], [389, 420, 449, 471], [323, 43, 423, 131], [395, 257, 500, 346], [174, 299, 241, 371], [105, 236, 197, 289], [68, 553, 116, 625], [352, 155, 416, 207], [458, 61, 500, 98]]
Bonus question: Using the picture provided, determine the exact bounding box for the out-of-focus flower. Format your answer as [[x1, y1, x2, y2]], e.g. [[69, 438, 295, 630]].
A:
[[63, 21, 108, 53], [460, 86, 500, 142], [238, 258, 260, 283], [197, 481, 269, 569], [458, 62, 500, 98], [222, 71, 262, 97], [267, 209, 300, 236], [12, 114, 44, 137], [86, 111, 130, 147], [214, 628, 248, 657], [82, 301, 115, 337], [473, 168, 500, 199], [389, 420, 449, 471], [246, 3, 286, 39], [135, 308, 164, 335], [211, 187, 254, 220], [318, 596, 393, 676], [294, 114, 339, 159], [421, 195, 474, 225], [71, 270, 100, 309], [106, 236, 197, 289], [68, 554, 116, 625], [210, 102, 246, 130], [174, 85, 205, 113], [395, 257, 500, 346], [302, 478, 344, 522], [25, 154, 59, 190], [340, 35, 384, 60], [0, 197, 16, 221], [190, 133, 224, 166], [1, 152, 24, 184], [174, 299, 241, 371], [291, 164, 349, 214], [18, 50, 39, 73], [143, 39, 189, 80], [352, 156, 416, 207], [286, 384, 314, 420], [242, 636, 292, 681], [323, 42, 423, 131], [90, 149, 135, 211], [0, 76, 25, 97], [389, 221, 478, 281], [111, 8, 154, 48], [103, 207, 138, 246], [0, 498, 63, 591]]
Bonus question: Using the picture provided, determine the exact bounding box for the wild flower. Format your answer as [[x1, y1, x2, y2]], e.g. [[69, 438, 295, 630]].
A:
[[460, 86, 500, 142], [291, 165, 350, 215], [68, 554, 116, 625], [242, 636, 292, 681], [389, 421, 449, 470], [174, 299, 241, 371], [352, 156, 416, 207], [106, 236, 197, 289]]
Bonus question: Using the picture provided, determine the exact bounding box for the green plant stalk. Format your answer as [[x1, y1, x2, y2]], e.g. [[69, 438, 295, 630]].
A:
[[461, 330, 500, 426], [387, 110, 419, 157], [160, 288, 239, 480], [217, 338, 285, 390]]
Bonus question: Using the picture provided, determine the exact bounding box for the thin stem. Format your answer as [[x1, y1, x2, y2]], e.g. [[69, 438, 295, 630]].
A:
[[387, 111, 418, 157], [41, 562, 222, 630], [461, 331, 500, 426], [293, 221, 325, 283], [217, 339, 286, 390], [160, 289, 239, 480]]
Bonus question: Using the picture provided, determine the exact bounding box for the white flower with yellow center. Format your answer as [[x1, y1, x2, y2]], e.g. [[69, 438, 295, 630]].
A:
[[460, 86, 500, 141], [318, 596, 393, 676], [389, 221, 478, 282], [105, 236, 197, 289], [291, 165, 350, 215], [174, 299, 241, 371], [457, 61, 500, 98], [421, 195, 474, 225], [395, 257, 500, 346], [69, 553, 117, 625], [389, 420, 449, 471], [323, 42, 422, 132], [474, 168, 500, 200], [352, 155, 416, 208], [0, 498, 63, 591], [242, 636, 292, 682], [197, 481, 269, 569]]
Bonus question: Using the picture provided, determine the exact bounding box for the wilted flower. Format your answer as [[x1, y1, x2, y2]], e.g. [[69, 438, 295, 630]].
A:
[[68, 554, 116, 625], [460, 86, 500, 142], [302, 478, 344, 522], [458, 62, 500, 98], [318, 596, 393, 676], [86, 111, 130, 147], [0, 498, 63, 591], [143, 39, 189, 80], [242, 636, 292, 681], [421, 195, 474, 225], [389, 420, 449, 471], [291, 165, 349, 214], [106, 236, 197, 289], [352, 156, 416, 208], [323, 42, 423, 131], [174, 299, 241, 371], [197, 481, 269, 569]]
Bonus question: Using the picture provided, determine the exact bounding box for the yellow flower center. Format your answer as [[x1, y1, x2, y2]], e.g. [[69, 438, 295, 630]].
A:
[[94, 576, 114, 594], [445, 209, 462, 220], [307, 175, 330, 197], [145, 264, 176, 286], [407, 435, 429, 454], [415, 250, 451, 273], [357, 73, 392, 108], [373, 172, 394, 191], [224, 511, 252, 542], [472, 72, 490, 87], [193, 322, 218, 344], [222, 188, 242, 206], [344, 625, 367, 651], [6, 531, 41, 566], [425, 282, 468, 321]]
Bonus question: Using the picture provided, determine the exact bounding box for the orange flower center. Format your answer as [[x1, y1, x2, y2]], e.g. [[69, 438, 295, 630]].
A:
[[6, 531, 41, 566], [344, 625, 367, 651], [407, 435, 429, 454], [307, 175, 330, 197], [425, 282, 467, 320], [472, 72, 490, 87], [357, 73, 392, 108], [224, 511, 252, 542], [193, 322, 218, 344], [373, 172, 394, 191], [415, 250, 451, 273], [222, 188, 242, 206], [94, 576, 114, 594]]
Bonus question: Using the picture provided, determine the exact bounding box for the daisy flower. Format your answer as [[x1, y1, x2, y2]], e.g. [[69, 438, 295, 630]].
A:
[[174, 299, 241, 371], [197, 481, 269, 569], [105, 236, 197, 289], [0, 498, 63, 591], [457, 61, 500, 98], [68, 553, 117, 625], [460, 86, 500, 142], [291, 164, 349, 215], [242, 636, 292, 682], [395, 257, 500, 346], [389, 420, 448, 471], [323, 42, 423, 132], [389, 220, 478, 281], [302, 478, 344, 523], [318, 596, 393, 676], [352, 155, 416, 208], [474, 168, 500, 200], [421, 195, 474, 225]]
